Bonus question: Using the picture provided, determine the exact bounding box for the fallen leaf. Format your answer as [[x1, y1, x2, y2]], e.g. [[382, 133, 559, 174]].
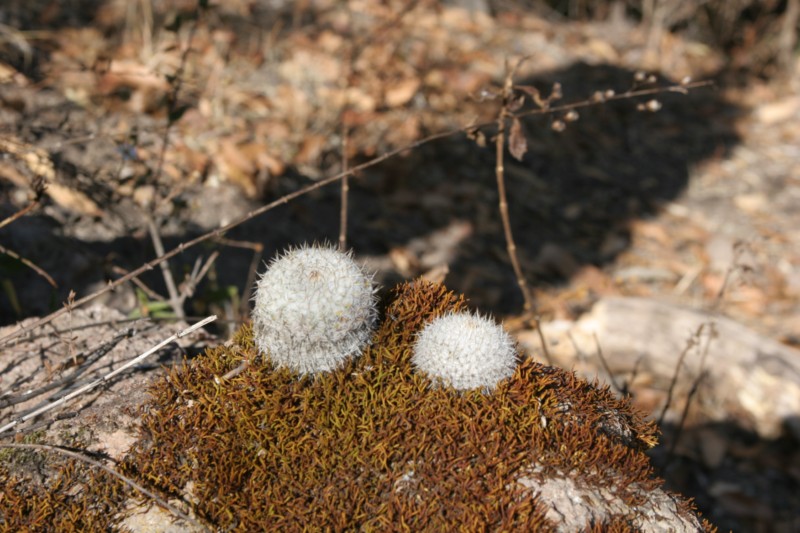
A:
[[384, 77, 420, 108], [47, 183, 104, 217], [508, 117, 527, 161]]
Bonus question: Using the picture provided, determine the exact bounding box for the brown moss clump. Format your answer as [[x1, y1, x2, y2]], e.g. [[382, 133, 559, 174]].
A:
[[114, 280, 697, 531], [0, 460, 128, 532], [1, 280, 714, 531]]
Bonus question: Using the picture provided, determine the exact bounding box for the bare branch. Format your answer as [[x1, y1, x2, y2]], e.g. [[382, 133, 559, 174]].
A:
[[0, 243, 57, 287], [0, 195, 42, 231], [110, 265, 166, 302], [146, 216, 184, 318], [0, 315, 216, 434], [495, 58, 535, 314], [180, 251, 219, 300], [339, 121, 350, 252], [213, 237, 263, 318]]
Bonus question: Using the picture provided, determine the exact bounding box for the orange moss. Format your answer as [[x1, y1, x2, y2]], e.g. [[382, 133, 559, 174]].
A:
[[118, 281, 686, 530], [1, 281, 716, 531], [0, 461, 128, 532]]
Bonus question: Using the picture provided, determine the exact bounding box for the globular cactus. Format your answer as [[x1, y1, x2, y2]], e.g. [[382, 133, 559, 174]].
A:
[[252, 244, 377, 374], [412, 310, 518, 391]]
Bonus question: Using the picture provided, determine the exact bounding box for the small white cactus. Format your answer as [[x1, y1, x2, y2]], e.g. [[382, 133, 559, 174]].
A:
[[412, 311, 518, 391], [252, 244, 377, 374]]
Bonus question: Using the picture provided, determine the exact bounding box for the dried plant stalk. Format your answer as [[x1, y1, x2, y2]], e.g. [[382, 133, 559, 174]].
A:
[[0, 315, 216, 435], [339, 124, 350, 252], [495, 61, 535, 314]]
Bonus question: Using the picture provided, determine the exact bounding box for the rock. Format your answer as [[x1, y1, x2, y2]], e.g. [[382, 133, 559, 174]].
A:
[[532, 297, 800, 439]]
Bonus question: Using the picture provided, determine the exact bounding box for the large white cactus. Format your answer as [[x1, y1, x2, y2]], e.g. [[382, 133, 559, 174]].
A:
[[252, 244, 378, 375]]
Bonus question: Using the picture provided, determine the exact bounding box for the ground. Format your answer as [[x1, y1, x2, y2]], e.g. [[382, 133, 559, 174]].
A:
[[1, 1, 799, 531]]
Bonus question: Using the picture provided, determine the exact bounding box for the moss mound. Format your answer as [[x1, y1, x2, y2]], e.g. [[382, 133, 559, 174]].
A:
[[120, 281, 676, 530], [2, 281, 714, 531]]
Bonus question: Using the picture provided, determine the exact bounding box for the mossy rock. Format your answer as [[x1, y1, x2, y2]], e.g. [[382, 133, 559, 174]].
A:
[[1, 281, 714, 531]]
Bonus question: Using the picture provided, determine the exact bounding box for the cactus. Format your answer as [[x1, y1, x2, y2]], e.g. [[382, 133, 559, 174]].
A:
[[412, 310, 518, 391], [251, 244, 377, 374]]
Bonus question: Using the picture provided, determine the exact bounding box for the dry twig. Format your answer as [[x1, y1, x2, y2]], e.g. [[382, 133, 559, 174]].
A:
[[0, 315, 216, 435], [495, 58, 535, 314]]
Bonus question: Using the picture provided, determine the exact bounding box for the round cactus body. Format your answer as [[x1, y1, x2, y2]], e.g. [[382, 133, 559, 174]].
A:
[[412, 311, 518, 391], [252, 245, 377, 374]]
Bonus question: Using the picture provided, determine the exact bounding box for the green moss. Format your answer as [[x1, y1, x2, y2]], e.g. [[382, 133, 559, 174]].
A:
[[0, 429, 47, 464], [1, 281, 715, 531]]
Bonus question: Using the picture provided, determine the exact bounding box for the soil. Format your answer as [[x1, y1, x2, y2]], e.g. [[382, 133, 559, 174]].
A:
[[1, 1, 799, 530]]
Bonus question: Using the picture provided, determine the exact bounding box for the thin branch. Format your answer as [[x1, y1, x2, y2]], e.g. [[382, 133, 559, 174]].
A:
[[513, 80, 712, 121], [657, 323, 702, 427], [213, 237, 263, 318], [663, 369, 708, 470], [336, 0, 422, 252], [0, 243, 57, 287], [339, 122, 350, 252], [179, 251, 218, 300], [0, 80, 712, 347], [146, 217, 184, 319], [0, 326, 136, 409], [111, 265, 166, 302], [592, 332, 624, 394], [0, 178, 53, 286], [495, 59, 535, 314], [494, 59, 556, 367], [0, 196, 40, 231], [0, 443, 209, 532], [0, 315, 216, 434]]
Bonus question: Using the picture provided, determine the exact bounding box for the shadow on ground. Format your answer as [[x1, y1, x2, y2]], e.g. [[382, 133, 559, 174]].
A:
[[335, 62, 741, 313], [652, 418, 800, 532], [1, 62, 742, 323]]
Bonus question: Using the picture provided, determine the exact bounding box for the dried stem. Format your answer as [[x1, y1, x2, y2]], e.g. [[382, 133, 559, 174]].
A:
[[0, 315, 216, 435], [336, 0, 422, 252], [111, 265, 166, 302], [493, 58, 558, 365], [663, 370, 708, 468], [0, 243, 57, 287], [213, 237, 263, 318], [0, 80, 713, 347], [656, 324, 701, 427], [181, 251, 219, 300], [592, 332, 624, 394], [495, 61, 535, 315], [0, 196, 40, 231], [146, 216, 184, 319], [0, 178, 53, 286], [0, 443, 210, 532], [339, 122, 350, 252], [0, 326, 136, 409]]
